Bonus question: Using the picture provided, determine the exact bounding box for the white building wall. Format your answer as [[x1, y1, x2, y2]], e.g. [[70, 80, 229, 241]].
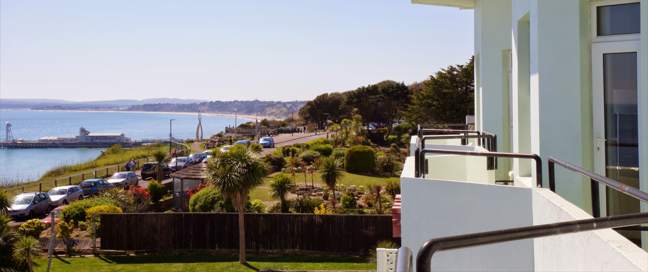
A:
[[531, 0, 593, 212], [401, 157, 648, 272], [532, 189, 648, 271], [474, 0, 512, 181]]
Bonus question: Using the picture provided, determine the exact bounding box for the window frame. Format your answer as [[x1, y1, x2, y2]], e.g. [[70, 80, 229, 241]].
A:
[[591, 0, 641, 43]]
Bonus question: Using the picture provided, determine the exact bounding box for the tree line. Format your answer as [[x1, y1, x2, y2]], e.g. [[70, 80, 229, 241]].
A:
[[299, 57, 474, 128]]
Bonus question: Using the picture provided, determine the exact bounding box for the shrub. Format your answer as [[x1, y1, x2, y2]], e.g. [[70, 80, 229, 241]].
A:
[[310, 144, 333, 157], [18, 219, 46, 238], [376, 155, 397, 176], [61, 197, 118, 224], [340, 192, 357, 210], [147, 181, 166, 203], [292, 197, 323, 213], [385, 181, 401, 198], [306, 138, 332, 146], [249, 199, 266, 213], [56, 221, 76, 257], [299, 150, 321, 165], [313, 203, 334, 215], [85, 204, 123, 220], [281, 146, 300, 157], [345, 145, 376, 174], [188, 186, 225, 212], [0, 190, 9, 212], [263, 154, 286, 172]]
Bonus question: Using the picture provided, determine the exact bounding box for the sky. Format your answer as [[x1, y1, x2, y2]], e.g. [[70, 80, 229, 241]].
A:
[[0, 1, 473, 102]]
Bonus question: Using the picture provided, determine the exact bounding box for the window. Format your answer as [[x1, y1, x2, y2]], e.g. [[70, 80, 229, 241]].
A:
[[597, 3, 640, 36]]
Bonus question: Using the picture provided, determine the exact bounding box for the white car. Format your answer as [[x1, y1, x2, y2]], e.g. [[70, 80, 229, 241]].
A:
[[219, 145, 232, 153], [48, 185, 83, 206], [169, 157, 190, 171], [106, 171, 139, 187]]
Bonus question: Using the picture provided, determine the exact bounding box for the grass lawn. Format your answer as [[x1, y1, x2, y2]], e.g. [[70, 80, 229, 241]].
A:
[[250, 171, 399, 203], [35, 254, 374, 272]]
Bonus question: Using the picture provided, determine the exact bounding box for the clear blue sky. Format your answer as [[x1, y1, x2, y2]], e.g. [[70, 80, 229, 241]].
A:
[[0, 1, 473, 101]]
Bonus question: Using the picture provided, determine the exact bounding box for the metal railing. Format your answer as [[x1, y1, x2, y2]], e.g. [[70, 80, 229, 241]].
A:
[[418, 129, 497, 151], [412, 212, 648, 272], [548, 157, 648, 218], [415, 148, 543, 188], [420, 134, 499, 169], [409, 157, 648, 272], [396, 247, 413, 272]]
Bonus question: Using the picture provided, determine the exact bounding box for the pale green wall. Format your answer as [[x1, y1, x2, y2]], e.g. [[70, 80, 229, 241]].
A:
[[475, 0, 512, 181], [532, 0, 592, 212]]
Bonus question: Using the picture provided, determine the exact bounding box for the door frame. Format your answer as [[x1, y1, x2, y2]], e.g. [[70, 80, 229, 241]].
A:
[[591, 40, 640, 217]]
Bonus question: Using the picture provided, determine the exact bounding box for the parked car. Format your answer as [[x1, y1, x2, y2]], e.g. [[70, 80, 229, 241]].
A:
[[141, 162, 171, 180], [188, 153, 207, 164], [8, 192, 51, 219], [106, 171, 139, 187], [79, 179, 113, 196], [234, 139, 252, 145], [202, 150, 214, 156], [219, 145, 233, 153], [169, 157, 190, 171], [41, 205, 66, 225], [48, 185, 83, 206], [259, 136, 275, 148]]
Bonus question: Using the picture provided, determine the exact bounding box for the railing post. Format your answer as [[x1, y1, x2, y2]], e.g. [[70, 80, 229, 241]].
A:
[[414, 148, 421, 178], [535, 155, 544, 189], [68, 176, 72, 185], [81, 173, 85, 180], [461, 132, 468, 145], [39, 183, 42, 192], [54, 179, 58, 187], [548, 160, 555, 191], [94, 170, 97, 178], [591, 179, 601, 218]]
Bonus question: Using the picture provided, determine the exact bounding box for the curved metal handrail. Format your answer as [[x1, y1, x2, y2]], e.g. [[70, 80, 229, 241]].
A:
[[416, 212, 648, 272], [417, 148, 543, 188], [548, 157, 648, 217], [396, 247, 413, 272]]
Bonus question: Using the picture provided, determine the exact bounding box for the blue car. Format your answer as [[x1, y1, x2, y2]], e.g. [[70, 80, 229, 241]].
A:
[[79, 179, 114, 196], [258, 137, 275, 148]]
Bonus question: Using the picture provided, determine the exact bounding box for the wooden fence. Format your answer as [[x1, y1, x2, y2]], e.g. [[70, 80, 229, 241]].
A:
[[99, 213, 392, 253]]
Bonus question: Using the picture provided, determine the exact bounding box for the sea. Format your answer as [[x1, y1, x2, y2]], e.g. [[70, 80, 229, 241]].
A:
[[0, 109, 244, 185]]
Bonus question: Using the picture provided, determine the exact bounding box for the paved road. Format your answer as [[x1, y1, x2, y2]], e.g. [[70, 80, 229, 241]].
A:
[[261, 132, 328, 155]]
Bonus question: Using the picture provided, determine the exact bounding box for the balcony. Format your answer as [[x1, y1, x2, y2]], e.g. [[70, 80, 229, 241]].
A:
[[398, 129, 648, 271]]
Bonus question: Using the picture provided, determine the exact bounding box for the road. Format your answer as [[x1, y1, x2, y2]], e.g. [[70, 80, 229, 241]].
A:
[[261, 132, 329, 155]]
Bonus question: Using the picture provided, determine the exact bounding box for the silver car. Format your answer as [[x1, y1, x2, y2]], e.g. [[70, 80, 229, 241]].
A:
[[8, 192, 52, 219], [48, 185, 83, 206], [106, 171, 139, 187]]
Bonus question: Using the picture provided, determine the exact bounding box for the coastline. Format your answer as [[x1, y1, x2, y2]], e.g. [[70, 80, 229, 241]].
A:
[[0, 108, 277, 121]]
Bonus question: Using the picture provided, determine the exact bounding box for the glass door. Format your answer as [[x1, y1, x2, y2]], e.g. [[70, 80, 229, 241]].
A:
[[592, 41, 640, 244]]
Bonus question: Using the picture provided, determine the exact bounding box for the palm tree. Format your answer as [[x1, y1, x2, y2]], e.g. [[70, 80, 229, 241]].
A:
[[152, 150, 166, 181], [320, 157, 343, 207], [207, 146, 267, 264], [270, 174, 294, 213], [0, 214, 18, 267], [13, 236, 39, 272]]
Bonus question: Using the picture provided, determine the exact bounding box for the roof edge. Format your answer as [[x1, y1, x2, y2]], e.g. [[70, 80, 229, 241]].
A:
[[411, 0, 475, 9]]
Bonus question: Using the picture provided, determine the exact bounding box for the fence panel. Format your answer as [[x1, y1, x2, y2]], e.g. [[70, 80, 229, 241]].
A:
[[99, 213, 392, 253]]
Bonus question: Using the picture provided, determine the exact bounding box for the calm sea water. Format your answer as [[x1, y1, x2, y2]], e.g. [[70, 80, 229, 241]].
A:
[[0, 109, 243, 185]]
